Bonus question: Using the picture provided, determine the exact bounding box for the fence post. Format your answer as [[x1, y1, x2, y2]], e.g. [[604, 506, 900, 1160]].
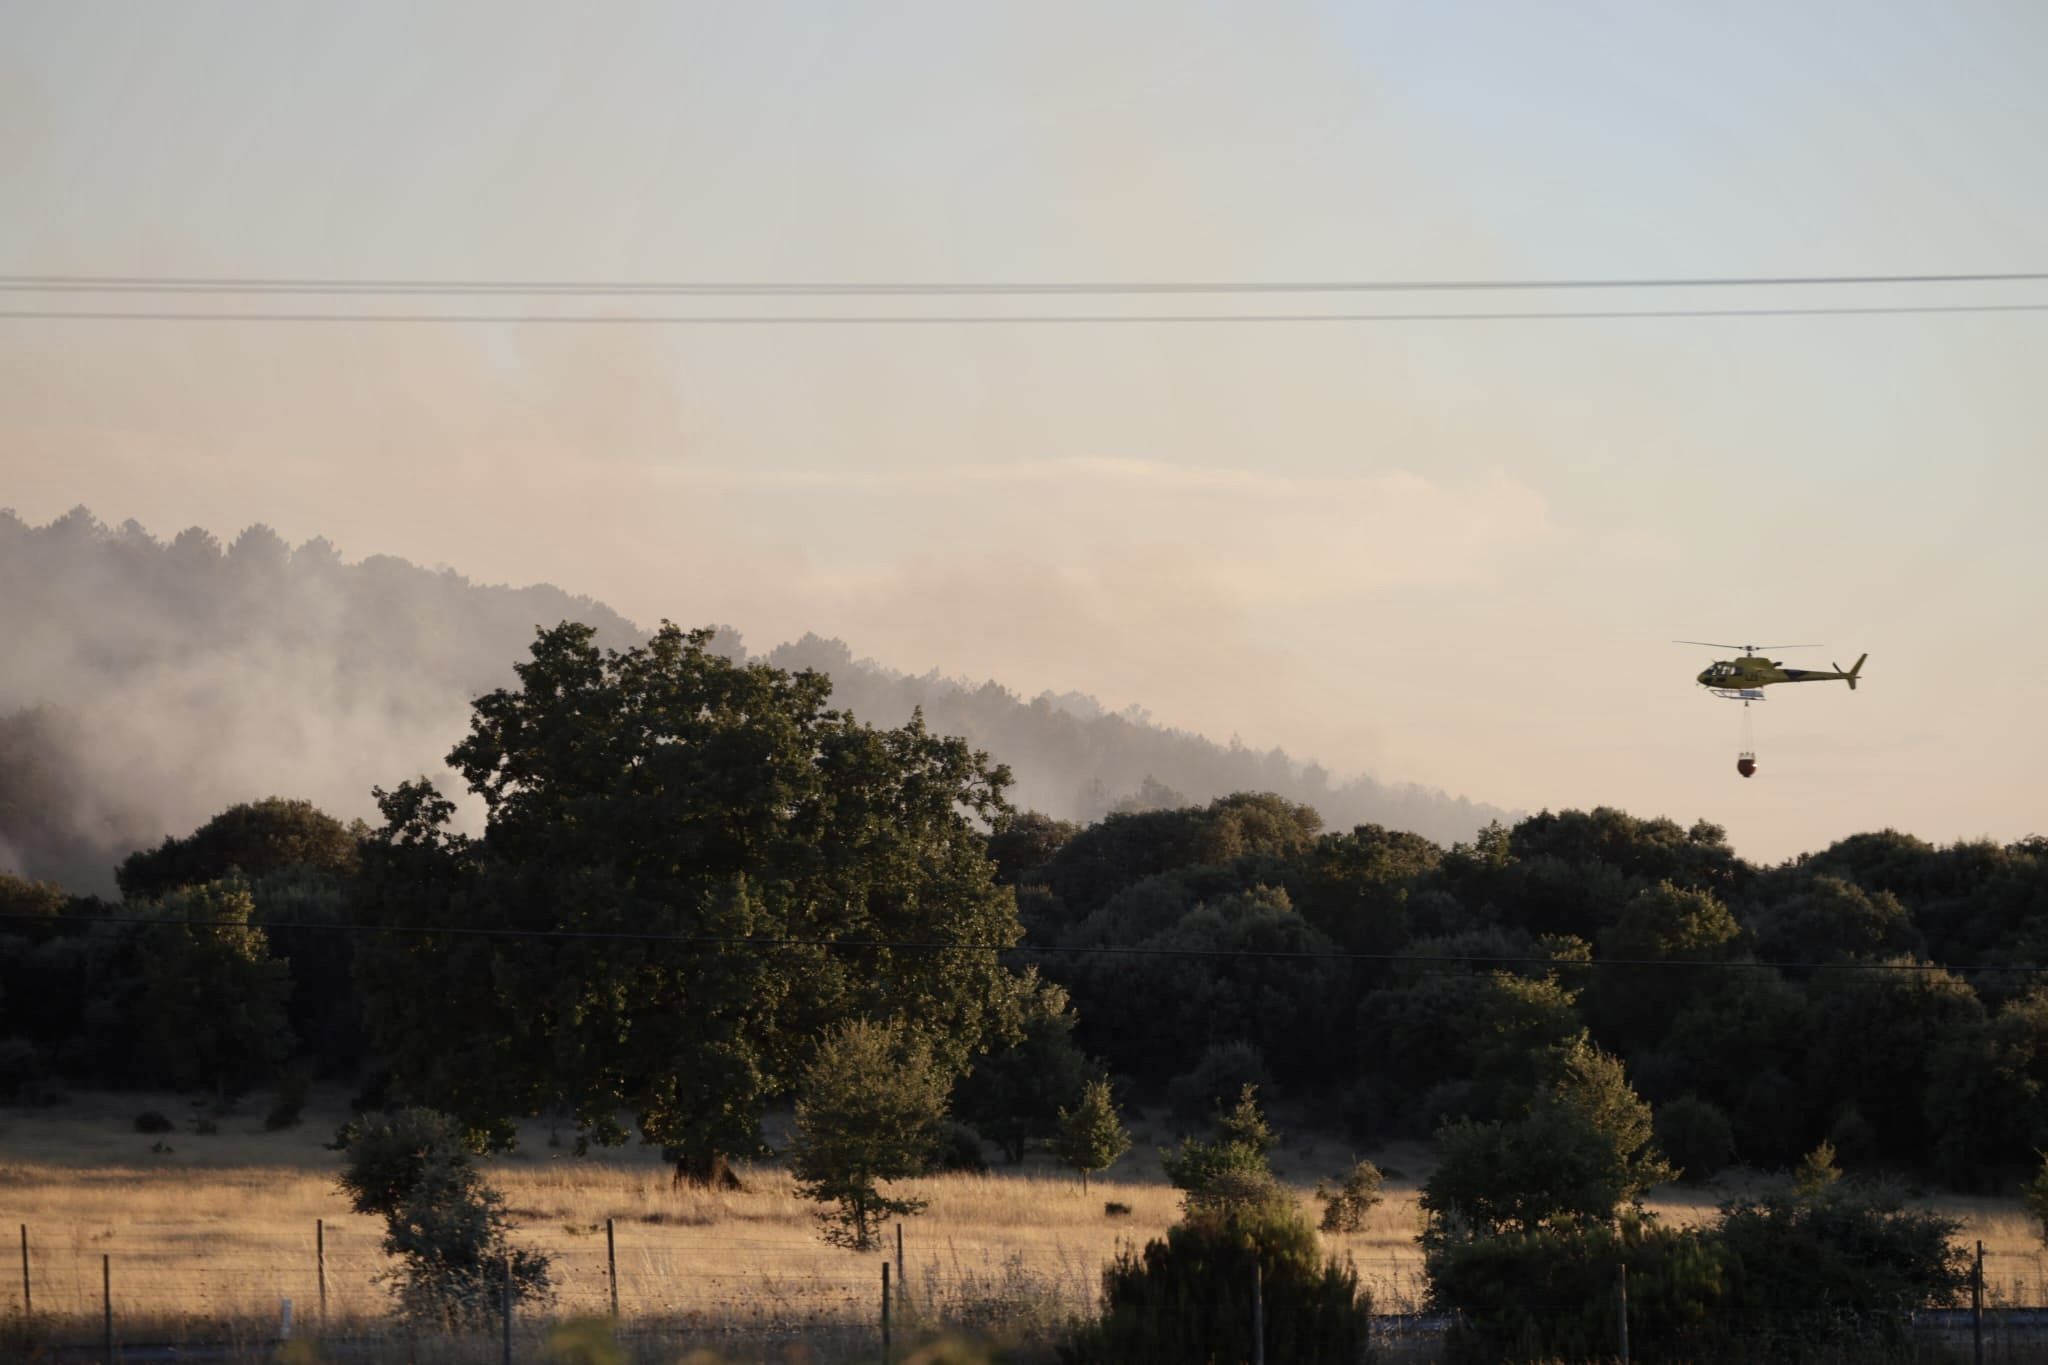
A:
[[1617, 1261, 1629, 1364], [881, 1259, 892, 1362], [101, 1253, 111, 1365], [607, 1217, 619, 1319], [17, 1223, 27, 1318], [501, 1250, 512, 1365], [1974, 1239, 1984, 1365], [1252, 1259, 1264, 1365], [316, 1218, 327, 1323], [895, 1221, 908, 1318]]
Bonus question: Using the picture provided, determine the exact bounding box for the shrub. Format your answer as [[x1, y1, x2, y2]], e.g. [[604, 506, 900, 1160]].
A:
[[1166, 1041, 1273, 1123], [1103, 1202, 1132, 1217], [1425, 1214, 1732, 1363], [264, 1070, 312, 1131], [1794, 1140, 1842, 1197], [1655, 1094, 1734, 1185], [1317, 1159, 1385, 1233], [1715, 1184, 1968, 1356], [337, 1108, 550, 1329], [1826, 1105, 1878, 1169], [1061, 1196, 1370, 1364], [1161, 1086, 1277, 1213], [134, 1111, 175, 1135], [2024, 1152, 2048, 1242], [1423, 1185, 1967, 1362], [0, 1038, 44, 1104], [931, 1121, 988, 1173]]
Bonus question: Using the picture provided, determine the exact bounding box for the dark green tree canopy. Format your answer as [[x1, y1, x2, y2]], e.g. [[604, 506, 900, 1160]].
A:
[[352, 622, 1027, 1183], [118, 797, 363, 901]]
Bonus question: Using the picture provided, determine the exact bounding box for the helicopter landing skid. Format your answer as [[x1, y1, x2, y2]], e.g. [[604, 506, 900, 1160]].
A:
[[1706, 688, 1767, 702]]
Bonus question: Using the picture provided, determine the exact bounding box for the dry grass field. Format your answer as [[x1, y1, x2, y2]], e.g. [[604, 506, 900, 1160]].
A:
[[4, 1088, 2047, 1355]]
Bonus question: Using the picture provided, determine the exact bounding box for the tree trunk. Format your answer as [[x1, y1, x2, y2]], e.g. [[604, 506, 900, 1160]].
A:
[[672, 1151, 744, 1190]]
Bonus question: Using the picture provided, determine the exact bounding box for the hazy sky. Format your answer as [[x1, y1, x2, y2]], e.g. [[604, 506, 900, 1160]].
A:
[[5, 1, 2046, 861]]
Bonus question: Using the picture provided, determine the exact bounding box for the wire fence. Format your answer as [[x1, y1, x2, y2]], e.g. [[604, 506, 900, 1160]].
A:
[[11, 1220, 2048, 1362], [4, 1217, 1102, 1360]]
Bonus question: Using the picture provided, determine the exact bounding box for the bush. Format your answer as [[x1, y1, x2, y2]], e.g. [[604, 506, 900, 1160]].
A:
[[0, 1038, 45, 1103], [1794, 1140, 1842, 1197], [931, 1120, 988, 1173], [1161, 1086, 1278, 1213], [134, 1111, 175, 1135], [1826, 1105, 1878, 1169], [1317, 1159, 1384, 1233], [1166, 1041, 1273, 1123], [1426, 1214, 1732, 1363], [1715, 1185, 1968, 1356], [1103, 1202, 1132, 1217], [1061, 1197, 1370, 1364], [336, 1108, 550, 1329], [2024, 1152, 2048, 1242], [1423, 1185, 1968, 1362], [264, 1070, 312, 1131], [1655, 1094, 1734, 1184]]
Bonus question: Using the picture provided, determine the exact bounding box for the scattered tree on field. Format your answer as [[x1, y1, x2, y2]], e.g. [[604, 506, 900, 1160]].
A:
[[1317, 1158, 1385, 1234], [1053, 1077, 1130, 1191], [1162, 1085, 1282, 1215], [789, 1020, 949, 1250]]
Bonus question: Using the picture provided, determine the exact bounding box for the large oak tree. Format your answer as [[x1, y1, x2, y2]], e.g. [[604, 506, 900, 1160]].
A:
[[353, 622, 1025, 1185]]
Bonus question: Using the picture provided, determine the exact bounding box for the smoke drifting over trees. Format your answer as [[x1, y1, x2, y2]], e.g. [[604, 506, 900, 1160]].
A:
[[0, 507, 1505, 892]]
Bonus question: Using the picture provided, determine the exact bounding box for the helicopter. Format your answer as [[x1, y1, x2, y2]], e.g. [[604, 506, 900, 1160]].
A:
[[1678, 642, 1868, 701], [1676, 642, 1867, 778]]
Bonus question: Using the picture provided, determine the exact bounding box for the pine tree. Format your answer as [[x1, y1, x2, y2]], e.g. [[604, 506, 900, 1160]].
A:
[[1055, 1077, 1130, 1192]]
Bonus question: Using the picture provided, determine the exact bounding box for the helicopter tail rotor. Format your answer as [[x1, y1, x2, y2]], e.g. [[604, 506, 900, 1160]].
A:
[[1837, 653, 1868, 690]]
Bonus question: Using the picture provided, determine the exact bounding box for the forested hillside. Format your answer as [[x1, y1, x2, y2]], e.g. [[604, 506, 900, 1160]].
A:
[[1, 617, 2044, 1356], [0, 507, 1502, 891]]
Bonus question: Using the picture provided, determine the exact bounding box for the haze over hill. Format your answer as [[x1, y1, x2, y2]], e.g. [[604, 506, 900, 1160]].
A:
[[0, 507, 1505, 893]]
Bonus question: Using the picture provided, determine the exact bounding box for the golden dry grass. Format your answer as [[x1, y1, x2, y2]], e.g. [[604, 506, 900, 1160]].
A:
[[4, 1088, 2046, 1345]]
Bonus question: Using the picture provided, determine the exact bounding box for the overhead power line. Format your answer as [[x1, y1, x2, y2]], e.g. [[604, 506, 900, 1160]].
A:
[[3, 269, 2046, 296], [4, 910, 2039, 976], [3, 267, 2045, 324], [4, 303, 2048, 325]]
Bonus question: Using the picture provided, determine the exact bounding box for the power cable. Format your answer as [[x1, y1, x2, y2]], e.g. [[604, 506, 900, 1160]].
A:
[[4, 302, 2048, 324], [3, 910, 2038, 975], [3, 269, 2046, 296]]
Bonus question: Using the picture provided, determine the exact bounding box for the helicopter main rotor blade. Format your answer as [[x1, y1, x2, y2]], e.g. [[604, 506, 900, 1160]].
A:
[[1673, 640, 1820, 650]]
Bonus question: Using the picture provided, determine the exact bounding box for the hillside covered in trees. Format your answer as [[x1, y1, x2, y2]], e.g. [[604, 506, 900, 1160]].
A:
[[2, 613, 2044, 1356], [0, 507, 1503, 892], [0, 641, 2043, 1187]]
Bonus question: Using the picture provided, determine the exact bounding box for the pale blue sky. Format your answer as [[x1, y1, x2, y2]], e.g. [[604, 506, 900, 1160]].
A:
[[4, 2, 2045, 859]]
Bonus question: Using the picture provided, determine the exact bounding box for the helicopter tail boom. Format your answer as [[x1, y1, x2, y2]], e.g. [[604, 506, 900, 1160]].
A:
[[1837, 653, 1867, 690]]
